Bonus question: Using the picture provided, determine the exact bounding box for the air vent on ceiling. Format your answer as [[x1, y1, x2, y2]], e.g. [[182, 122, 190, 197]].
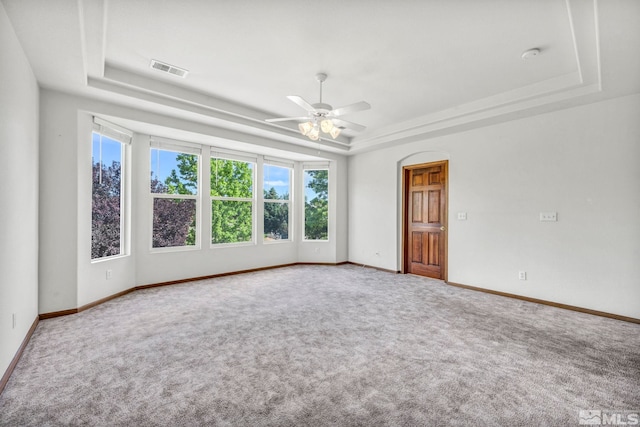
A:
[[149, 59, 189, 78]]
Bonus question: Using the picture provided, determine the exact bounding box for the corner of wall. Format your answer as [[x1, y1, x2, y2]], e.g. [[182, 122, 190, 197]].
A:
[[0, 0, 40, 387]]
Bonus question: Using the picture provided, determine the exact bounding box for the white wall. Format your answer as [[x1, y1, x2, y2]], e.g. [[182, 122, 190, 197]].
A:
[[39, 93, 79, 313], [38, 90, 348, 312], [0, 3, 39, 379], [40, 99, 137, 312], [349, 94, 640, 319]]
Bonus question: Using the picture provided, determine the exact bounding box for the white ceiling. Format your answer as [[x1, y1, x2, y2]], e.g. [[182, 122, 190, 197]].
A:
[[2, 0, 639, 156]]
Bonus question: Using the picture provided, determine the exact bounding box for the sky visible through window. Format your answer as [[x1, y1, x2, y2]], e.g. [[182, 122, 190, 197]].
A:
[[304, 170, 325, 201], [263, 164, 290, 198], [150, 149, 180, 182], [149, 154, 292, 198], [96, 143, 298, 200], [92, 133, 121, 166]]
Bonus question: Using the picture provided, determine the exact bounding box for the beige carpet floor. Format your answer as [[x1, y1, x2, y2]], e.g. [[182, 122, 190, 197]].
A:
[[1, 265, 638, 426]]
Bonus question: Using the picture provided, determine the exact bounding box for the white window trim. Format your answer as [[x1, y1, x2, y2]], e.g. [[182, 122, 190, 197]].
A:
[[211, 196, 253, 202], [151, 136, 201, 155], [93, 117, 132, 145], [264, 157, 294, 169], [211, 147, 258, 164], [150, 145, 201, 252], [263, 162, 293, 243], [302, 166, 330, 242], [152, 193, 197, 200], [91, 128, 129, 262], [210, 155, 256, 246], [91, 253, 129, 263], [302, 161, 330, 170]]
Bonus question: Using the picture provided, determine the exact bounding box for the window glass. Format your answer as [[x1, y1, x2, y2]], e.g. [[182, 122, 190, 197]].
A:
[[92, 132, 124, 259], [211, 200, 253, 243], [263, 164, 290, 200], [304, 169, 329, 240], [150, 148, 199, 248], [152, 199, 197, 248], [211, 158, 254, 244], [150, 149, 198, 195], [264, 164, 291, 241], [264, 202, 289, 240], [211, 159, 253, 198]]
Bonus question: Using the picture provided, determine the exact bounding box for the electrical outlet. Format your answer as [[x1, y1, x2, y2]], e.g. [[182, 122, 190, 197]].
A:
[[518, 271, 527, 280], [106, 269, 113, 280], [457, 212, 467, 220], [539, 212, 557, 222]]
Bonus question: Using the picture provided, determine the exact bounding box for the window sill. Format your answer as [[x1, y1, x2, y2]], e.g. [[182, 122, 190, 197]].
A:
[[90, 253, 130, 264], [263, 239, 293, 245], [210, 241, 256, 249], [150, 245, 200, 254]]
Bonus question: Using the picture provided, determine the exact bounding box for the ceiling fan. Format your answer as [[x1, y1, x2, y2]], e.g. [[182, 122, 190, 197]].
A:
[[266, 73, 370, 140]]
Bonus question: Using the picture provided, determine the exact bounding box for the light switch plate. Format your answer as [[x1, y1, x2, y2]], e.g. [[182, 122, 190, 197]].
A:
[[457, 212, 467, 220]]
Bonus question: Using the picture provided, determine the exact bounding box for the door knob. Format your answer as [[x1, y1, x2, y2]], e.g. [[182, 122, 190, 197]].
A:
[[440, 226, 446, 231]]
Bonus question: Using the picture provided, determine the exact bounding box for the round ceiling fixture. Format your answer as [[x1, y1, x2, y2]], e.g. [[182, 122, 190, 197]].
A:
[[521, 48, 541, 60]]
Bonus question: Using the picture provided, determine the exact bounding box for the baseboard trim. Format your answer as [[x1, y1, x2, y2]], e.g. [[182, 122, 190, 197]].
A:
[[38, 289, 138, 320], [135, 263, 299, 290], [78, 288, 136, 313], [0, 315, 39, 396], [446, 281, 640, 324], [39, 262, 347, 318], [297, 261, 349, 266], [39, 264, 636, 325], [39, 308, 78, 320], [345, 261, 400, 274]]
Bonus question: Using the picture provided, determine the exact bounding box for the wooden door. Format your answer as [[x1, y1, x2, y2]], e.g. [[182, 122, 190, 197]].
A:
[[404, 161, 447, 279]]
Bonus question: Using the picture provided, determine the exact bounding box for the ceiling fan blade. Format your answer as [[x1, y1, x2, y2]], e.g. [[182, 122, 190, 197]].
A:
[[287, 95, 317, 113], [332, 118, 366, 132], [329, 101, 371, 117], [265, 116, 310, 123]]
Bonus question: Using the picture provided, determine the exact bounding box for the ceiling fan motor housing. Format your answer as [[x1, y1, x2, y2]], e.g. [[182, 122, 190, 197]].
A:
[[312, 103, 333, 114]]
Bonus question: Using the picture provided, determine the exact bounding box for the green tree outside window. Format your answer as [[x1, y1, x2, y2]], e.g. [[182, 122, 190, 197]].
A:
[[304, 169, 328, 240]]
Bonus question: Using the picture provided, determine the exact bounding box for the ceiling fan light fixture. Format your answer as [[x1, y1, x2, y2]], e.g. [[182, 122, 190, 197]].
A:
[[308, 126, 320, 141], [320, 119, 334, 133], [298, 121, 313, 136], [329, 126, 341, 139], [266, 73, 370, 142]]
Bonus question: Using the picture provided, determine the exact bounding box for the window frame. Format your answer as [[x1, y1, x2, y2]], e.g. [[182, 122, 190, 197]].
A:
[[302, 163, 330, 242], [263, 160, 293, 243], [149, 140, 201, 252], [210, 151, 257, 247], [90, 118, 131, 262]]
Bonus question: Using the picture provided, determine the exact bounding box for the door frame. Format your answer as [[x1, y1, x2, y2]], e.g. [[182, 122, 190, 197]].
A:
[[401, 160, 449, 281]]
